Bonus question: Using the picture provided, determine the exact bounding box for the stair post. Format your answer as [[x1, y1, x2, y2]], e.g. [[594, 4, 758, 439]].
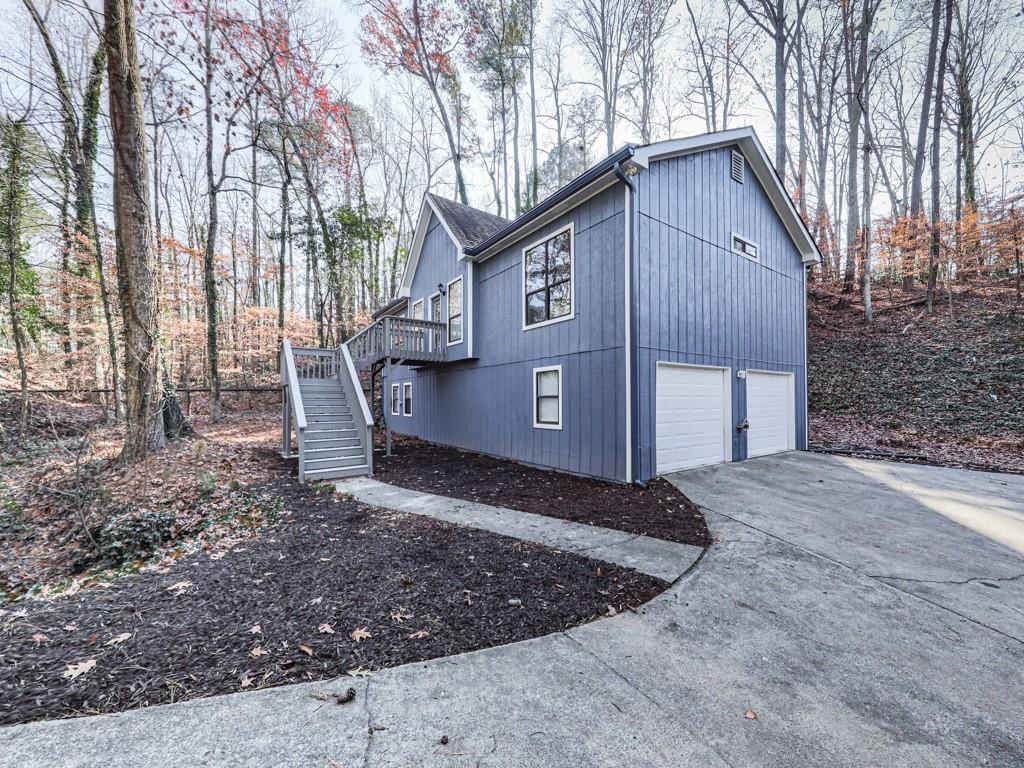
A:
[[385, 357, 392, 457]]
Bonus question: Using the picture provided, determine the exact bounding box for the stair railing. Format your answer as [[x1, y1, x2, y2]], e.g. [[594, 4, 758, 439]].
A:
[[280, 339, 308, 479], [338, 342, 374, 475]]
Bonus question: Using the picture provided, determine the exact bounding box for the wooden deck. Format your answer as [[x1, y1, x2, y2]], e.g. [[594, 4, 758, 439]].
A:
[[347, 316, 447, 370]]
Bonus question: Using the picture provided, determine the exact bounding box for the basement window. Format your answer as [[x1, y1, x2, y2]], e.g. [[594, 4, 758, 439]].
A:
[[731, 150, 745, 183], [732, 233, 759, 261], [403, 382, 412, 417], [391, 383, 400, 416], [533, 366, 562, 430]]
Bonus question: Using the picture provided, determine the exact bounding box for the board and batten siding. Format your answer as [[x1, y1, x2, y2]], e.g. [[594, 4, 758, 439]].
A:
[[404, 216, 472, 362], [390, 186, 629, 482], [632, 146, 809, 482]]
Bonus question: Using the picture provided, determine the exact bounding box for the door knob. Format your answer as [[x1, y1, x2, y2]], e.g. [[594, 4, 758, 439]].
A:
[[737, 420, 750, 431]]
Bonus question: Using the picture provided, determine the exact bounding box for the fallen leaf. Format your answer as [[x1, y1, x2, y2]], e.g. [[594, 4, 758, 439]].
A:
[[249, 624, 262, 635], [239, 673, 254, 688], [407, 630, 430, 640], [31, 633, 48, 645], [62, 659, 97, 681], [744, 708, 758, 720], [104, 632, 132, 647], [166, 580, 193, 595], [318, 622, 335, 634], [391, 610, 413, 623], [250, 646, 269, 658], [62, 623, 78, 632], [299, 644, 315, 657], [346, 666, 372, 677], [309, 597, 324, 606], [606, 604, 618, 617], [350, 627, 372, 642]]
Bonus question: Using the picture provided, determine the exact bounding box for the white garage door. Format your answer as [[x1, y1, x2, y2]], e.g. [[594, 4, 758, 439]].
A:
[[746, 371, 796, 458], [656, 363, 730, 473]]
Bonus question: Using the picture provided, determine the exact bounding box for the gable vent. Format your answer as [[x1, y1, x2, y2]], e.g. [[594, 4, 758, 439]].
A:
[[730, 150, 745, 183]]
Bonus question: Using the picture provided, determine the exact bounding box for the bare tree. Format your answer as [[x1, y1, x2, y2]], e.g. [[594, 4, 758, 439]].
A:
[[104, 0, 163, 461], [562, 0, 641, 154], [626, 0, 674, 143], [734, 0, 809, 181]]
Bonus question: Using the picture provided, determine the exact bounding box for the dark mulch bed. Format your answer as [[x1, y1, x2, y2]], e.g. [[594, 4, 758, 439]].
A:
[[375, 437, 711, 548], [0, 478, 664, 726]]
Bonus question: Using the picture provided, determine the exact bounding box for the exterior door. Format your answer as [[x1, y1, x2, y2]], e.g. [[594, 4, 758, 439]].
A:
[[745, 370, 796, 458], [655, 363, 731, 474]]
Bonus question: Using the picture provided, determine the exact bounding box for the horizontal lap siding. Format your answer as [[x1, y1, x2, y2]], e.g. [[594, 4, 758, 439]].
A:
[[391, 186, 627, 482], [635, 147, 808, 482]]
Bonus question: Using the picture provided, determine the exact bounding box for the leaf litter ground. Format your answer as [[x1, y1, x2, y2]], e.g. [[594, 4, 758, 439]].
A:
[[1, 478, 665, 726]]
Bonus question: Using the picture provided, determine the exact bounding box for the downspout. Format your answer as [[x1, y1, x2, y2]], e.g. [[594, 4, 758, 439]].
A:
[[613, 160, 637, 484]]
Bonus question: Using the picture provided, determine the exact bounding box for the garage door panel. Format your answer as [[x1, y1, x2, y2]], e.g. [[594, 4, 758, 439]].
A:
[[746, 371, 795, 458], [656, 364, 730, 473]]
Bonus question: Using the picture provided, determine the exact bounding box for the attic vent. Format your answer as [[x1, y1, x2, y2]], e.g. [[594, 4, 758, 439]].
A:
[[730, 150, 745, 183]]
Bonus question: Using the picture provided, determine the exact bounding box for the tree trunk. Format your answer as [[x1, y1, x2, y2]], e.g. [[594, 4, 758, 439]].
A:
[[774, 0, 787, 182], [278, 137, 290, 335], [927, 0, 954, 314], [203, 0, 222, 421], [905, 0, 941, 290], [2, 120, 30, 432], [104, 0, 163, 461]]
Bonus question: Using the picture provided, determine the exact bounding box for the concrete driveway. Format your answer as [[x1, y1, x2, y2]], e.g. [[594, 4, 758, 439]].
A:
[[3, 452, 1023, 767]]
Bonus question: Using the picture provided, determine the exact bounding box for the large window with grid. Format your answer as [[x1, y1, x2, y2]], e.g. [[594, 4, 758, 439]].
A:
[[523, 226, 573, 328]]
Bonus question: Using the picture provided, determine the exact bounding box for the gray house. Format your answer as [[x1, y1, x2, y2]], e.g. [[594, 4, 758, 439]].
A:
[[282, 127, 819, 484]]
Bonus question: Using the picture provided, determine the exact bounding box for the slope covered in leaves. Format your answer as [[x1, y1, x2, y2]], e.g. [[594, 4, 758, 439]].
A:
[[808, 283, 1023, 473]]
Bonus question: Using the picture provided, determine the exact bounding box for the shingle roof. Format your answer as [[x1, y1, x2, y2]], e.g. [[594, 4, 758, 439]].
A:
[[427, 194, 509, 249]]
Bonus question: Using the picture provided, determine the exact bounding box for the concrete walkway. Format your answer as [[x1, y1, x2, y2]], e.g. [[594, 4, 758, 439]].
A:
[[334, 477, 704, 582], [3, 453, 1024, 767]]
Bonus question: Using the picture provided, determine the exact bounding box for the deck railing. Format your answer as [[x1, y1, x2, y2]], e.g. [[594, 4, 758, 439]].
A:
[[347, 316, 447, 370], [291, 346, 340, 379]]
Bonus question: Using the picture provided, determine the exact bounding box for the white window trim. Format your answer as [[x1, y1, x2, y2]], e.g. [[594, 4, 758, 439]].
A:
[[731, 232, 759, 262], [446, 276, 464, 346], [532, 364, 563, 430], [402, 381, 413, 417], [411, 298, 424, 320], [390, 383, 400, 416], [522, 222, 575, 331]]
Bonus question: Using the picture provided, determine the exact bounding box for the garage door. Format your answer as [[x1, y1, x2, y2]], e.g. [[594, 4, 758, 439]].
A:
[[746, 371, 795, 458], [656, 363, 731, 473]]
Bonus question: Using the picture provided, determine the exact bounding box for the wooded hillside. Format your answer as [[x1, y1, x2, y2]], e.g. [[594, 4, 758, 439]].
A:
[[809, 283, 1023, 473]]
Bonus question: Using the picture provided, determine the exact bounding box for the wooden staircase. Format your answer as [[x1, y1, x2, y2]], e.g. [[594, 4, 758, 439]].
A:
[[280, 341, 374, 482]]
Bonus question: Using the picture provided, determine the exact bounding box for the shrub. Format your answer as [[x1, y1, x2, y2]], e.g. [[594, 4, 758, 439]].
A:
[[96, 508, 177, 567]]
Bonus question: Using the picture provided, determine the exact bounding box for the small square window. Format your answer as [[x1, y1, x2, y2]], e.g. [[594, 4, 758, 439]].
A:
[[732, 233, 759, 261], [533, 366, 562, 429], [391, 383, 400, 416], [403, 382, 412, 417]]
